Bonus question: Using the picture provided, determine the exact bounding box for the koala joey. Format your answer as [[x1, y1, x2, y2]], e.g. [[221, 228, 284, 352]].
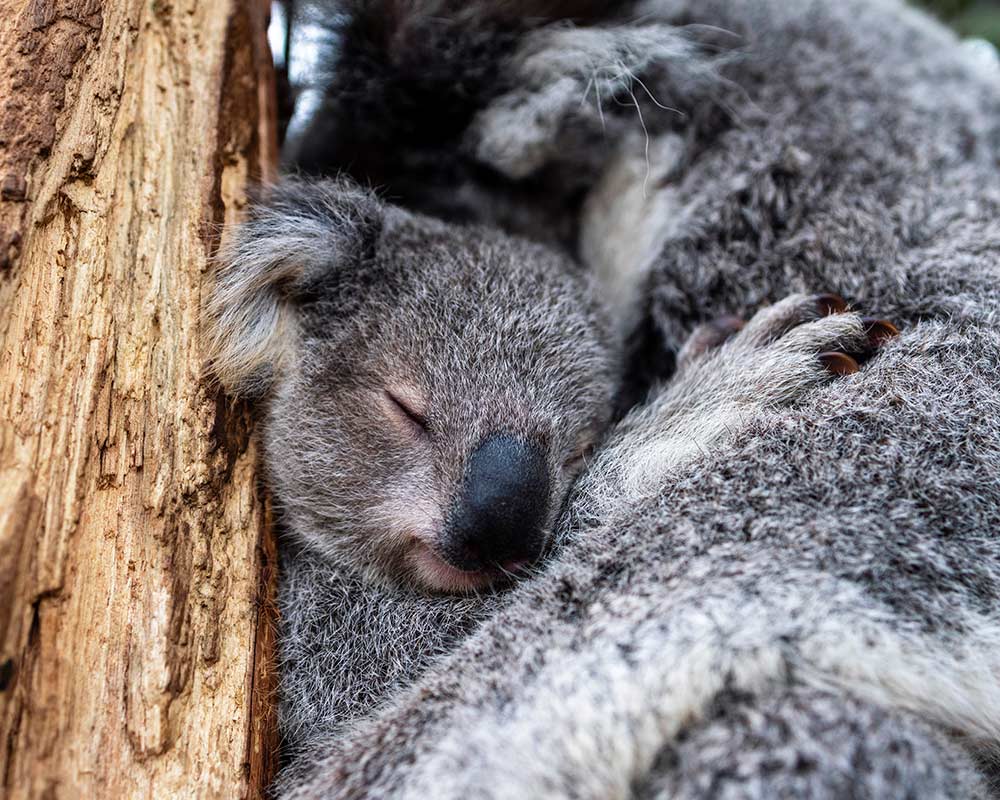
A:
[[207, 178, 618, 593]]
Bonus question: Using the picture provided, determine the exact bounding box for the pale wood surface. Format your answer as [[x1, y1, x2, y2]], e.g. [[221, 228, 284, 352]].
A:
[[0, 0, 279, 796]]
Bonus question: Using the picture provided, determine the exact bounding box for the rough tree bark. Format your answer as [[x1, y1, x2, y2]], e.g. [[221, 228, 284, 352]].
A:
[[0, 0, 279, 796]]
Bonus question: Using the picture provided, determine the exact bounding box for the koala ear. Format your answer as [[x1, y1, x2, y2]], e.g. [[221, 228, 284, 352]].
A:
[[204, 178, 383, 396]]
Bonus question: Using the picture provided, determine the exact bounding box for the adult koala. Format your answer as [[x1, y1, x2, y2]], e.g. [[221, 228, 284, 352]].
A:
[[274, 0, 1000, 796]]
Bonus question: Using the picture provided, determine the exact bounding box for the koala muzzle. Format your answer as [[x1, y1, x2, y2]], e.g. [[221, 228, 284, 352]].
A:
[[445, 435, 550, 572]]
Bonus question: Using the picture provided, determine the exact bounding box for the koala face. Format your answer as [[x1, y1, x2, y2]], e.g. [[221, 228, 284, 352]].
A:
[[207, 179, 616, 592]]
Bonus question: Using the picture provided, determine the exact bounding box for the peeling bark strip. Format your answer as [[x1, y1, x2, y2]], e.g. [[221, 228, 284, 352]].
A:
[[0, 0, 279, 797], [0, 0, 103, 270]]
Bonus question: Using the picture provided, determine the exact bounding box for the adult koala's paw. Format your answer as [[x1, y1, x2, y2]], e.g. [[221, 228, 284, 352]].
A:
[[586, 293, 899, 507], [675, 293, 899, 402]]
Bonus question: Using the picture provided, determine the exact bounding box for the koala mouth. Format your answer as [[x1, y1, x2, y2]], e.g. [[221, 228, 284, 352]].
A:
[[406, 540, 527, 594]]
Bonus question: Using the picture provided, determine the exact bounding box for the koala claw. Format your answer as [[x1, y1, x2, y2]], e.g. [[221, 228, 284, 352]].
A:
[[815, 292, 849, 316], [862, 317, 900, 346], [819, 351, 861, 375]]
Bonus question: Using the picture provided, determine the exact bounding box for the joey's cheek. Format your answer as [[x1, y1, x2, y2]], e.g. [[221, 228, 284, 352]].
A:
[[369, 452, 444, 537]]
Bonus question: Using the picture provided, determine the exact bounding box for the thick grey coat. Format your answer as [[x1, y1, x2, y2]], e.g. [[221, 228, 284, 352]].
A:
[[265, 0, 1000, 796]]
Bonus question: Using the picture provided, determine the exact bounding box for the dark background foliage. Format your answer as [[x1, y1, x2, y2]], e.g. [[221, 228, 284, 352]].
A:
[[917, 0, 1000, 46]]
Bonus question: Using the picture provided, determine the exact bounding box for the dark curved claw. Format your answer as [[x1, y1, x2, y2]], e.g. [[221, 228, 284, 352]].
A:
[[815, 293, 848, 316], [862, 317, 900, 347], [819, 351, 860, 376]]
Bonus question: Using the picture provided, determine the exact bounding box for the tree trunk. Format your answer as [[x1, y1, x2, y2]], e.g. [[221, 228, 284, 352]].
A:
[[0, 0, 279, 796]]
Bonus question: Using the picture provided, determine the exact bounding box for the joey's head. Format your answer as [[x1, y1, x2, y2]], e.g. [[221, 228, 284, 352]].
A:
[[207, 179, 616, 593]]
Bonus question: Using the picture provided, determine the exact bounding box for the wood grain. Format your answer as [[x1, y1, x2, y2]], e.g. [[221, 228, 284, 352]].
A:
[[0, 0, 279, 795]]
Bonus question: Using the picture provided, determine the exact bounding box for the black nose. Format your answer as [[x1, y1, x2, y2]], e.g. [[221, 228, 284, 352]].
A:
[[444, 435, 550, 572]]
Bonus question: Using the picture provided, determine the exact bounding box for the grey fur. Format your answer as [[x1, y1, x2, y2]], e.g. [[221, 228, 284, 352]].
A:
[[639, 687, 988, 799], [222, 0, 1000, 796]]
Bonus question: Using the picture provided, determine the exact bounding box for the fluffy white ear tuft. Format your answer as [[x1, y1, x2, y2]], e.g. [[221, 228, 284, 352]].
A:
[[203, 178, 382, 396]]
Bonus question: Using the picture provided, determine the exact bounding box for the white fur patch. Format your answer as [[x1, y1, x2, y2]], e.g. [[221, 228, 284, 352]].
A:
[[579, 133, 686, 341]]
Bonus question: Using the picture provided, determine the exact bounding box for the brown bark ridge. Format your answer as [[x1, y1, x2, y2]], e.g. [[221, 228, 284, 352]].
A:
[[0, 0, 280, 796]]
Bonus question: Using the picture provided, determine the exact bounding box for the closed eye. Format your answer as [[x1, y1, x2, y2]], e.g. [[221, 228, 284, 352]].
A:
[[384, 389, 429, 434]]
